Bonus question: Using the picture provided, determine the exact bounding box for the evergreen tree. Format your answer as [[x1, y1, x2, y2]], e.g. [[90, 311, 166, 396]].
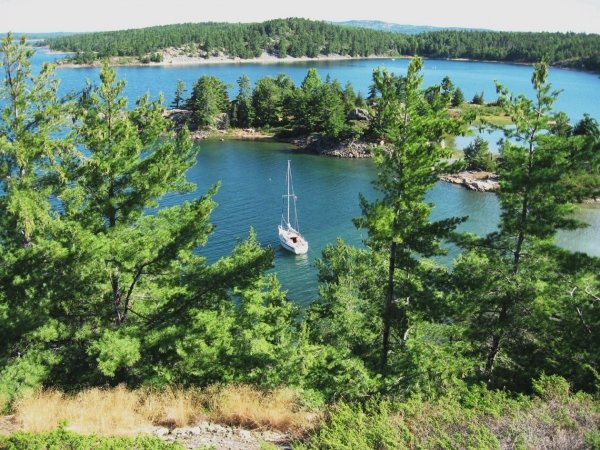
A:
[[463, 136, 496, 171], [307, 239, 386, 371], [451, 87, 465, 107], [571, 114, 600, 198], [354, 58, 465, 371], [171, 79, 186, 109], [341, 81, 358, 113], [251, 77, 282, 127], [451, 62, 591, 388], [294, 68, 323, 132], [274, 74, 296, 125], [231, 74, 253, 128], [187, 75, 229, 128], [367, 69, 403, 140], [472, 91, 485, 105], [37, 63, 224, 384], [440, 76, 455, 103], [355, 91, 368, 109], [316, 80, 347, 139], [0, 34, 75, 402], [0, 34, 72, 247]]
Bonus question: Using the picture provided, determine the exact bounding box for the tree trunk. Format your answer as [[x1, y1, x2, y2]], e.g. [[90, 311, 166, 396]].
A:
[[381, 241, 396, 372], [485, 300, 508, 383], [111, 275, 124, 325]]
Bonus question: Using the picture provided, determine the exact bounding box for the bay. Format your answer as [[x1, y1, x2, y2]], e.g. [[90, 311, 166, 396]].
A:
[[24, 49, 600, 304], [165, 140, 597, 306]]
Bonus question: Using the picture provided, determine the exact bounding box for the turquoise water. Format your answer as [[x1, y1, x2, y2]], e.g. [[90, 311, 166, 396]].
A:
[[35, 49, 600, 122], [163, 140, 376, 305], [24, 49, 600, 304], [162, 140, 597, 305]]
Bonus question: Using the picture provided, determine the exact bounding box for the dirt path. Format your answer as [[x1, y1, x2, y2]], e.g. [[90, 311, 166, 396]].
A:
[[158, 422, 292, 449]]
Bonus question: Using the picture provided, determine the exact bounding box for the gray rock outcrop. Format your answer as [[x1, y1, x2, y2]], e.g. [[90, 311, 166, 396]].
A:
[[439, 171, 500, 192], [347, 108, 372, 121]]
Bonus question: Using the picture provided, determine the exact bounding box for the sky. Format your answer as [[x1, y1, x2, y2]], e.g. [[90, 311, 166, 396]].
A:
[[1, 0, 599, 34]]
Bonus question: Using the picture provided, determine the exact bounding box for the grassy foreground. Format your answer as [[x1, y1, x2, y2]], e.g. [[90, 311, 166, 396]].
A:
[[1, 379, 599, 449]]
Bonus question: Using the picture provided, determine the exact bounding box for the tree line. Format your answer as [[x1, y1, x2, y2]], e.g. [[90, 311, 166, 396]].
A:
[[1, 33, 599, 420], [180, 67, 599, 189], [45, 18, 600, 70], [181, 69, 369, 141]]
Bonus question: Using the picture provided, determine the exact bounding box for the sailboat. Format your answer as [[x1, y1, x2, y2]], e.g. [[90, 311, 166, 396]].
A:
[[278, 160, 308, 255]]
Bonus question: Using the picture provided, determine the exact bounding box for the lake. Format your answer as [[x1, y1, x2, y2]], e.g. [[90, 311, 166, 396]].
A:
[[26, 49, 600, 304]]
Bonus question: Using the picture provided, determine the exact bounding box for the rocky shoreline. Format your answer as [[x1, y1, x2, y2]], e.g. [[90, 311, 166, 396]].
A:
[[165, 109, 380, 157], [288, 135, 382, 158], [582, 197, 600, 204], [54, 49, 395, 68], [165, 110, 540, 194], [439, 171, 500, 192]]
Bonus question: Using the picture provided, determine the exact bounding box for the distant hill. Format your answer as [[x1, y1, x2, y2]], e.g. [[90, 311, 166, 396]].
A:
[[44, 18, 600, 71], [336, 20, 487, 34]]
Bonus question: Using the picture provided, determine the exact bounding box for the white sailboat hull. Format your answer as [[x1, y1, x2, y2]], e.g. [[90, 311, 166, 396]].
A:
[[278, 225, 308, 255]]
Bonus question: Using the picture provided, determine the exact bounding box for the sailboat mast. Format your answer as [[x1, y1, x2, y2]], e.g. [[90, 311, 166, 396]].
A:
[[286, 160, 291, 226]]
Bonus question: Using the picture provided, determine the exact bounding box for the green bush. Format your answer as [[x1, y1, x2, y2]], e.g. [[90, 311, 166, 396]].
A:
[[532, 374, 571, 401], [0, 427, 182, 450], [294, 400, 408, 450], [585, 430, 600, 450]]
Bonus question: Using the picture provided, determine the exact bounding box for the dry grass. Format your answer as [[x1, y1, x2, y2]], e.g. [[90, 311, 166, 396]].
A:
[[13, 386, 147, 435], [6, 384, 315, 437], [206, 385, 317, 435], [138, 386, 204, 429]]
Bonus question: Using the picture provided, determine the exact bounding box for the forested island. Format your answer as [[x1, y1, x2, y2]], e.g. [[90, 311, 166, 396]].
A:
[[45, 18, 600, 71], [162, 65, 598, 199], [1, 33, 600, 449]]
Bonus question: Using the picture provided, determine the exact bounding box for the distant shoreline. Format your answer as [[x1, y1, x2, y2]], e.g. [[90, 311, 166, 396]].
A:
[[43, 47, 599, 74], [53, 50, 403, 69]]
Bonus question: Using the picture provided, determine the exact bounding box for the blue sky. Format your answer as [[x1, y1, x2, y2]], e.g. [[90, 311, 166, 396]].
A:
[[1, 0, 599, 33]]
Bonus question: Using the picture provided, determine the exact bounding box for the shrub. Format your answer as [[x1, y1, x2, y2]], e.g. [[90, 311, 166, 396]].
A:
[[532, 374, 571, 401], [294, 400, 406, 450], [472, 91, 485, 105], [0, 425, 182, 449]]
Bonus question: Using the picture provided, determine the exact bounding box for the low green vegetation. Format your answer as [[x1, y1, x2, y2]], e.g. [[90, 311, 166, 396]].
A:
[[0, 427, 183, 449], [45, 18, 600, 71], [1, 34, 599, 446], [297, 377, 599, 449]]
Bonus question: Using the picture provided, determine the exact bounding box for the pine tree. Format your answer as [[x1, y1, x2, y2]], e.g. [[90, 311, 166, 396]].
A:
[[231, 74, 253, 128], [451, 87, 465, 107], [68, 63, 210, 326], [187, 75, 229, 128], [355, 58, 465, 371], [452, 62, 590, 387], [251, 77, 281, 127], [0, 34, 72, 247], [171, 79, 186, 109], [471, 91, 485, 105], [316, 79, 347, 139], [463, 136, 495, 171], [294, 68, 322, 132], [0, 34, 75, 402], [35, 63, 226, 383]]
